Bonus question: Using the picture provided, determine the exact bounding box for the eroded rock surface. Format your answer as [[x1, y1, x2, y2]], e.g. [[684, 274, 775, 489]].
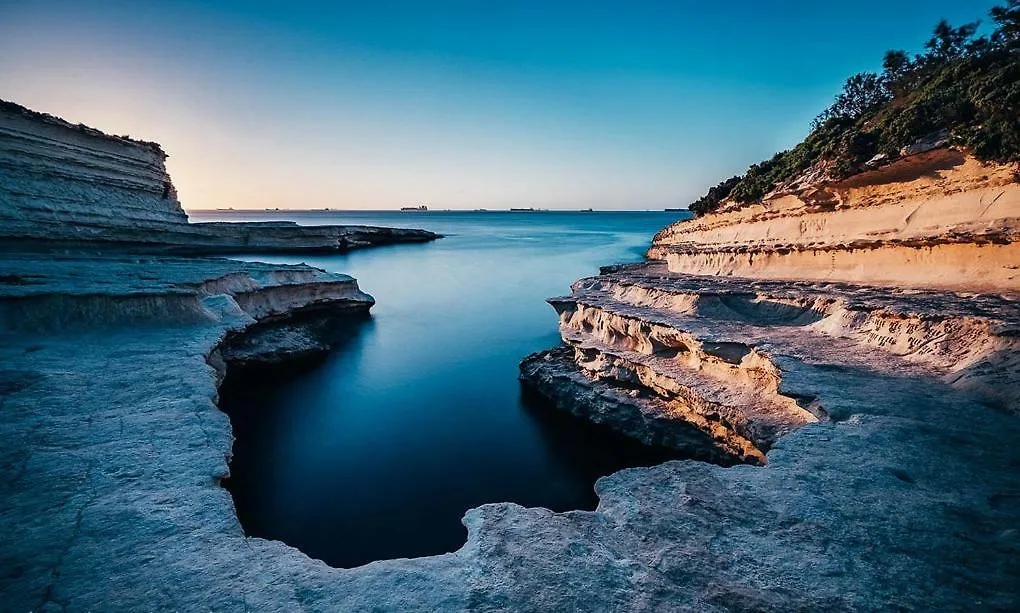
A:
[[4, 253, 1020, 611], [0, 99, 439, 252], [3, 99, 1020, 611], [650, 149, 1020, 291], [518, 151, 1020, 609]]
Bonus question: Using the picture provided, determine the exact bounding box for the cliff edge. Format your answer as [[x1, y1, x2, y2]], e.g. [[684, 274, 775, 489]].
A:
[[0, 99, 439, 252], [651, 148, 1019, 291], [518, 14, 1020, 605]]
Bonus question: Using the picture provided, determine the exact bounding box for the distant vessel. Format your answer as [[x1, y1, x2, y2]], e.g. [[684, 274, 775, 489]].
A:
[[580, 208, 594, 212], [400, 205, 428, 211], [510, 207, 536, 212]]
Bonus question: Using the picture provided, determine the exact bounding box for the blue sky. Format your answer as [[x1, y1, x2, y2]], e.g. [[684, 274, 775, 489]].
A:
[[0, 0, 1000, 210]]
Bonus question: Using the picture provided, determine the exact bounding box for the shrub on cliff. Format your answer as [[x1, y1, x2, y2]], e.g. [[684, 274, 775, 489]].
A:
[[688, 175, 741, 216], [687, 0, 1020, 216]]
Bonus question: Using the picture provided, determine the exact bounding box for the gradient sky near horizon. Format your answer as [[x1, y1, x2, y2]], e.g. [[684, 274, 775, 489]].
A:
[[0, 0, 1000, 210]]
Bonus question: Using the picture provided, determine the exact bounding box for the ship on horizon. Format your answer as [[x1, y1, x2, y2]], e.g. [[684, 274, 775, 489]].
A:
[[400, 204, 428, 211]]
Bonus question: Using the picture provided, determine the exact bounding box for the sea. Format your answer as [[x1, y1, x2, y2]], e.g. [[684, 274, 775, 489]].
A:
[[190, 209, 692, 568]]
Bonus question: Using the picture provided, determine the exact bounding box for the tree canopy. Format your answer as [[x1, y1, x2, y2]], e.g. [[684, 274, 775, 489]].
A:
[[687, 0, 1020, 216]]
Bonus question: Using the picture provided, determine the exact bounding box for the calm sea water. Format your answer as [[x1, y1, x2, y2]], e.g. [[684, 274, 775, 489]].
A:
[[193, 210, 691, 568]]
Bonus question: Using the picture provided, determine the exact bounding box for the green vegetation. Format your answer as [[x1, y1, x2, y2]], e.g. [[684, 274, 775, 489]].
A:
[[688, 0, 1020, 216]]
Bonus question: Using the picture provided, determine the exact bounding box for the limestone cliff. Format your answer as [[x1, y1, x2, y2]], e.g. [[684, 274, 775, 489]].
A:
[[516, 149, 1020, 608], [2, 95, 1019, 611], [525, 149, 1019, 454], [0, 99, 439, 252], [0, 100, 187, 235], [0, 101, 453, 611], [650, 148, 1019, 291]]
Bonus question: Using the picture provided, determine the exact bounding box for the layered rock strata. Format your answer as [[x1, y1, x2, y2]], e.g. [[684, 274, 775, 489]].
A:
[[3, 97, 1020, 611], [0, 100, 439, 252], [649, 149, 1019, 292], [523, 261, 1020, 458], [516, 149, 1020, 609], [4, 253, 1020, 610], [0, 254, 374, 332], [525, 150, 1019, 465]]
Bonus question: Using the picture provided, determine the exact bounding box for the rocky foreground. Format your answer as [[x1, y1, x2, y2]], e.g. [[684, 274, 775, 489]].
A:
[[2, 98, 1019, 611], [521, 148, 1020, 610], [3, 254, 1019, 612]]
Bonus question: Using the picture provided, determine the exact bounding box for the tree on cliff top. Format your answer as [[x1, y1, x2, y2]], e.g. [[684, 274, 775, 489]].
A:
[[813, 72, 891, 127], [686, 0, 1020, 216]]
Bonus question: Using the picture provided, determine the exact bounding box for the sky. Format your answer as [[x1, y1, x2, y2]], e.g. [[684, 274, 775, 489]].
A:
[[0, 0, 1001, 211]]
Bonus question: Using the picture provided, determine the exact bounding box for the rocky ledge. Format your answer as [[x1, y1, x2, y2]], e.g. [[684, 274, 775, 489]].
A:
[[522, 261, 1020, 465], [520, 150, 1020, 609], [649, 149, 1019, 292], [0, 99, 439, 253], [4, 98, 1019, 611], [5, 253, 1020, 611]]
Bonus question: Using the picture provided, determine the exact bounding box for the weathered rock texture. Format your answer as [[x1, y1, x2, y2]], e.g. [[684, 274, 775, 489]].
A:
[[524, 261, 1020, 447], [650, 149, 1019, 291], [518, 150, 1020, 609], [3, 100, 1020, 611], [0, 99, 439, 252], [4, 254, 1020, 611]]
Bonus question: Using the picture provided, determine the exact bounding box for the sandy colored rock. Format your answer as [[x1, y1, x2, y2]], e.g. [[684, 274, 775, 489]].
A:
[[3, 100, 1020, 612], [516, 149, 1020, 610], [650, 148, 1020, 291]]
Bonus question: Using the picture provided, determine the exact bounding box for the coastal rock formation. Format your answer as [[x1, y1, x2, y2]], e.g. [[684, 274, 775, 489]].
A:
[[523, 261, 1020, 449], [0, 99, 439, 252], [650, 149, 1019, 291], [4, 254, 1020, 611], [0, 100, 187, 232], [3, 96, 1019, 611], [518, 148, 1020, 608], [523, 151, 1019, 459], [0, 254, 374, 332]]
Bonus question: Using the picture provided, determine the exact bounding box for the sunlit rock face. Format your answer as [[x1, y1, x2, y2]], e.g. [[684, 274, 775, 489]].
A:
[[2, 97, 1019, 611], [522, 151, 1020, 455], [0, 99, 439, 253], [523, 263, 1020, 439], [517, 151, 1020, 609], [649, 149, 1020, 292]]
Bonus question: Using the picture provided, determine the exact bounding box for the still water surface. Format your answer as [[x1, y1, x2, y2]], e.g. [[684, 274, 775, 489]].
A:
[[194, 210, 691, 568]]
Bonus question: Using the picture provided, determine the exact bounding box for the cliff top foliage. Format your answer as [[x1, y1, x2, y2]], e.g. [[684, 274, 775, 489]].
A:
[[688, 0, 1020, 216]]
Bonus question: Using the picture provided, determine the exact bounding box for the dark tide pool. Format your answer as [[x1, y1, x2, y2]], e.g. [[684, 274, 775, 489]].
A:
[[200, 210, 691, 569]]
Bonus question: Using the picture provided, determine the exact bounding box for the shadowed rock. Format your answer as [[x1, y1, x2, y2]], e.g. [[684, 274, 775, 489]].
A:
[[0, 99, 440, 253], [2, 101, 1020, 611]]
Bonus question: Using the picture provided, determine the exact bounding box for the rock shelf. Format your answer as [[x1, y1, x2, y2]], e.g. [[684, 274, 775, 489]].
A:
[[649, 150, 1020, 292], [2, 100, 1019, 610], [519, 150, 1020, 610], [4, 253, 1020, 610], [0, 99, 439, 253]]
